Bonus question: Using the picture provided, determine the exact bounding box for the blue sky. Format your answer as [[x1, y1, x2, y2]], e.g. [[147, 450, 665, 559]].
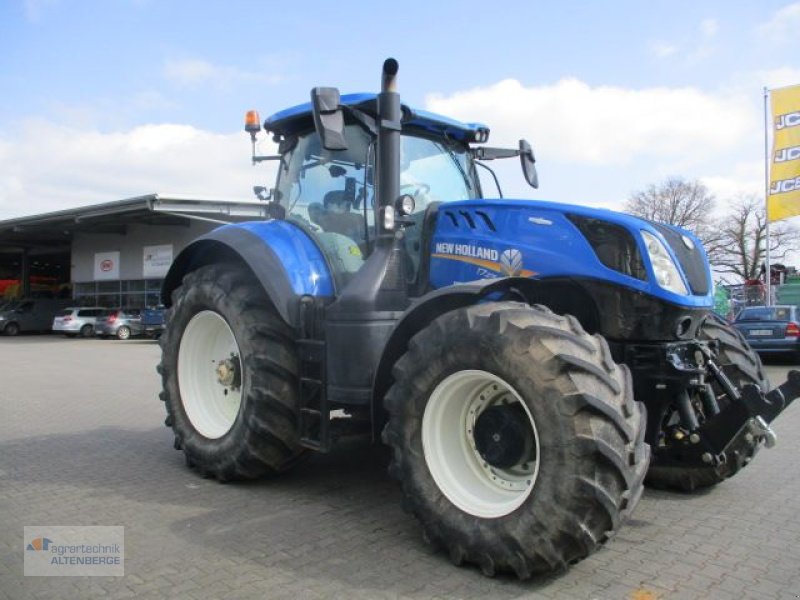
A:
[[1, 0, 799, 220]]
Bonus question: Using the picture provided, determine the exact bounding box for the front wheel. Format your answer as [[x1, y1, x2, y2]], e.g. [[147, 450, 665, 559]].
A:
[[116, 326, 131, 340], [4, 322, 20, 336], [80, 324, 94, 338], [383, 302, 648, 578], [158, 263, 307, 481]]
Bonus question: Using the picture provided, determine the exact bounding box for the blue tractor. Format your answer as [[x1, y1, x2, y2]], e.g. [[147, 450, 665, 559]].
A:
[[158, 59, 800, 578]]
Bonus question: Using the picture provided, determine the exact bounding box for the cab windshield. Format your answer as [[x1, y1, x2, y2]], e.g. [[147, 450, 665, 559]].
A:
[[275, 126, 479, 244]]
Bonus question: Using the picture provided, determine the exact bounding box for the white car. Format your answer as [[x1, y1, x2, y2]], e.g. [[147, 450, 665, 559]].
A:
[[52, 307, 106, 337]]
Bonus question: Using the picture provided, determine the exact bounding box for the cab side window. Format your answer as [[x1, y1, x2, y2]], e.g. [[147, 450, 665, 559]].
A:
[[276, 128, 373, 288]]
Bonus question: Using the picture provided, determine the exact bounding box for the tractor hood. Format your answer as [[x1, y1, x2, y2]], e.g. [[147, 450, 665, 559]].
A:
[[427, 198, 713, 309]]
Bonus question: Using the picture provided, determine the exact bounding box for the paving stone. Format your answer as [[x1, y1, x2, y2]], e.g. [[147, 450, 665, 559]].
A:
[[1, 338, 799, 598]]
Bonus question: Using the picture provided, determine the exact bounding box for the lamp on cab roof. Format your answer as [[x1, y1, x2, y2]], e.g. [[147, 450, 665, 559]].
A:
[[244, 110, 261, 141]]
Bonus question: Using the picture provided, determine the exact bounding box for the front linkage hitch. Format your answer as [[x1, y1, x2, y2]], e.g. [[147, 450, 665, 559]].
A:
[[663, 340, 800, 472]]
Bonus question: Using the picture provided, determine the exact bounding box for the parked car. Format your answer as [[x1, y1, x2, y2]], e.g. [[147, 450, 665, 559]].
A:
[[94, 308, 144, 340], [733, 305, 800, 361], [141, 306, 166, 338], [52, 307, 106, 337], [0, 298, 73, 336]]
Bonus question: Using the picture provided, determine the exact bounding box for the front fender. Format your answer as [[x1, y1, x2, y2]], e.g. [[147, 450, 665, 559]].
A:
[[371, 277, 534, 407], [161, 220, 334, 327]]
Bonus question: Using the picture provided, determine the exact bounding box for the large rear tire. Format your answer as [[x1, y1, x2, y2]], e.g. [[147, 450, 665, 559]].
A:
[[383, 302, 649, 578], [646, 315, 769, 492], [158, 263, 307, 481]]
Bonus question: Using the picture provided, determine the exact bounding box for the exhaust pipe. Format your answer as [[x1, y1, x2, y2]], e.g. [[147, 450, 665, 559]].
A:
[[377, 58, 401, 241], [382, 58, 399, 93]]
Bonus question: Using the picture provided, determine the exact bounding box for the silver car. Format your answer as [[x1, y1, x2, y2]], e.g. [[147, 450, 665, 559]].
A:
[[52, 307, 105, 337], [94, 308, 144, 340]]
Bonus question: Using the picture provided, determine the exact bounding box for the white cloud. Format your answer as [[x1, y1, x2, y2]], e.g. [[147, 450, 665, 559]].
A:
[[426, 78, 753, 167], [702, 168, 764, 210], [163, 58, 283, 89], [424, 78, 765, 209], [758, 67, 800, 90], [758, 2, 800, 43], [0, 121, 278, 219]]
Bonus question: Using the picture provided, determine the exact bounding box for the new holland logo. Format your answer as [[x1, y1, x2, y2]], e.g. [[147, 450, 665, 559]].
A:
[[431, 243, 535, 278], [499, 249, 524, 276]]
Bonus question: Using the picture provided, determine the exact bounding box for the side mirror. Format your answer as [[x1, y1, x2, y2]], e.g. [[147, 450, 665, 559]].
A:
[[519, 139, 538, 189], [253, 186, 272, 201], [311, 87, 348, 151]]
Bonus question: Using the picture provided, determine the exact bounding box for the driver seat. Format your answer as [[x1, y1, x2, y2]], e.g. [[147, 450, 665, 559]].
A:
[[316, 190, 366, 242]]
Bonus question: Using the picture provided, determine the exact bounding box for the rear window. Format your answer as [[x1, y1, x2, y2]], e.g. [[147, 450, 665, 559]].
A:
[[55, 309, 73, 317], [77, 309, 101, 317], [737, 307, 794, 321]]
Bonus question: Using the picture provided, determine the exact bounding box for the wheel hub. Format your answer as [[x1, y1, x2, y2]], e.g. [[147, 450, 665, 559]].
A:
[[422, 370, 540, 518], [215, 356, 241, 389], [178, 310, 243, 439], [473, 405, 528, 469]]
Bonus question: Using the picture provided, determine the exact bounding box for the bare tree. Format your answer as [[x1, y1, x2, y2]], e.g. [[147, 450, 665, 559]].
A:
[[707, 195, 797, 281], [625, 177, 719, 248]]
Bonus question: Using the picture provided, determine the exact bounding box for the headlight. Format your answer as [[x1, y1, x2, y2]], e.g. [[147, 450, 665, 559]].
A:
[[641, 230, 689, 295]]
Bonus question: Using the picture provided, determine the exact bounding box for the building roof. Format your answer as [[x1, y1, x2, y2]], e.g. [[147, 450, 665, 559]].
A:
[[0, 193, 269, 251]]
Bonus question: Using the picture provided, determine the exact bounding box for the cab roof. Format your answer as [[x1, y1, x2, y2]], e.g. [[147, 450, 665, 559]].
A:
[[264, 93, 489, 144]]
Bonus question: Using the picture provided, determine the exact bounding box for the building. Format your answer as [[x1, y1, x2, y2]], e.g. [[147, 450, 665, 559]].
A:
[[0, 194, 269, 307]]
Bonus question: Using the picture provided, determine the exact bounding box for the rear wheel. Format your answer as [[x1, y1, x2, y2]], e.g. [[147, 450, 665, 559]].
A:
[[158, 263, 306, 481], [116, 326, 131, 340], [646, 315, 769, 492], [383, 302, 648, 578]]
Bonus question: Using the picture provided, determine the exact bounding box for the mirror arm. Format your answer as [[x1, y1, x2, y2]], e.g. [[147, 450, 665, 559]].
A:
[[472, 147, 520, 161], [252, 153, 281, 164]]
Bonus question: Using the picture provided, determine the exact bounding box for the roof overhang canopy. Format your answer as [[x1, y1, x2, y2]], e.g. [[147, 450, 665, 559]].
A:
[[0, 194, 268, 252]]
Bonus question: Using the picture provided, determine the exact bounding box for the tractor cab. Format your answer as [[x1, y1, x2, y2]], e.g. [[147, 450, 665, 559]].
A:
[[246, 93, 535, 291]]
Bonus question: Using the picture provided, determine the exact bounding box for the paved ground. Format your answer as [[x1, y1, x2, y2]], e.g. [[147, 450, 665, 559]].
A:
[[1, 335, 799, 600]]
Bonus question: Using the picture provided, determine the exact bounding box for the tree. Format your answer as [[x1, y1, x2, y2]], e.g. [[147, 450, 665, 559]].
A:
[[706, 195, 797, 281], [625, 177, 719, 248]]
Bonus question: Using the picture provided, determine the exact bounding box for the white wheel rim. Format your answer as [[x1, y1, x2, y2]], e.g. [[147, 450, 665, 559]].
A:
[[422, 370, 540, 518], [178, 310, 243, 439]]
